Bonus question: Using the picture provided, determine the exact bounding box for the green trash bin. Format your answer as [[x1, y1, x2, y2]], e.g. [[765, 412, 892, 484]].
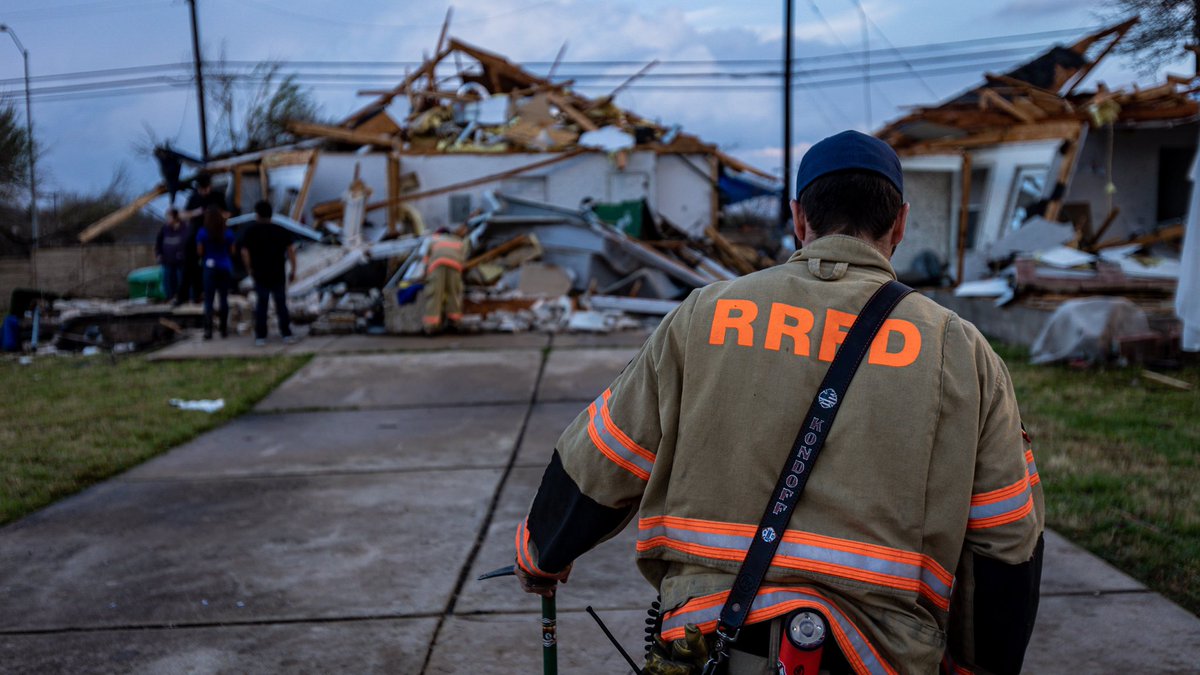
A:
[[128, 266, 166, 300]]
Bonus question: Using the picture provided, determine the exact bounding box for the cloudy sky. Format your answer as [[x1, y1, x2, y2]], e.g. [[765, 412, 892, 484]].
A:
[[0, 0, 1185, 201]]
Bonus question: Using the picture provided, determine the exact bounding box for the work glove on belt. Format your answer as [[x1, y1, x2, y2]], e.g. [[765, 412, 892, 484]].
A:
[[644, 624, 710, 675]]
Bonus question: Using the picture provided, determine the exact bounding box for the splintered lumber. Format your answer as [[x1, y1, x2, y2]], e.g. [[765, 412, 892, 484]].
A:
[[705, 226, 757, 276], [287, 120, 403, 150], [1085, 206, 1121, 251], [78, 184, 166, 243], [979, 89, 1035, 124], [1141, 370, 1194, 391], [713, 149, 777, 182], [464, 234, 534, 270], [387, 152, 402, 235], [1095, 223, 1185, 250], [291, 151, 320, 221], [901, 120, 1082, 156], [545, 92, 597, 131], [955, 152, 973, 287], [1043, 127, 1085, 223]]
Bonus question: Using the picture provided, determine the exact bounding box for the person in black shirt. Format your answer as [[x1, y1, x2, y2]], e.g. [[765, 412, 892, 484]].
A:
[[179, 174, 229, 304], [239, 200, 297, 346]]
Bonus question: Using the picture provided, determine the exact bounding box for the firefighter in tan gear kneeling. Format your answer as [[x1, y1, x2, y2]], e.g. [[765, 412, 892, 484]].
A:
[[513, 131, 1044, 675], [421, 227, 467, 334]]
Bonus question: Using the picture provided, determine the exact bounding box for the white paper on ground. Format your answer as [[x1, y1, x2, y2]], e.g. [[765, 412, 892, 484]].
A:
[[169, 398, 225, 413]]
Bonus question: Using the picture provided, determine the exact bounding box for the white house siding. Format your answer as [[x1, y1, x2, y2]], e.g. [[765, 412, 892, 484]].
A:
[[284, 150, 713, 237]]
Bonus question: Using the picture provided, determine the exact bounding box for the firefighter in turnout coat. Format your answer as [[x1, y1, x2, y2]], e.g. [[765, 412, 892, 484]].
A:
[[513, 132, 1044, 674], [421, 228, 467, 334]]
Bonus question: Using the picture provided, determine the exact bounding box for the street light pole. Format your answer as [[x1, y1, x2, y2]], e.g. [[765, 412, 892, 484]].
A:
[[0, 24, 38, 292]]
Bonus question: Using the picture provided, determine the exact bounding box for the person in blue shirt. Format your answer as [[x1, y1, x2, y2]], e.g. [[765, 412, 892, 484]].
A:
[[196, 206, 235, 339]]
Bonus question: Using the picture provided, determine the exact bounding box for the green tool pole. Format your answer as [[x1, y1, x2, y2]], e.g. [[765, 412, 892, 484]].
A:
[[542, 595, 558, 675]]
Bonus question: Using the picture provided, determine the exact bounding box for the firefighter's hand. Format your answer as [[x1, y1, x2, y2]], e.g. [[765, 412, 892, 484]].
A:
[[514, 561, 571, 598], [644, 624, 709, 675]]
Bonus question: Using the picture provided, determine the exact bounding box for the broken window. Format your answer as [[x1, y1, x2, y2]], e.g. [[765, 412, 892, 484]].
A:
[[1006, 165, 1049, 231]]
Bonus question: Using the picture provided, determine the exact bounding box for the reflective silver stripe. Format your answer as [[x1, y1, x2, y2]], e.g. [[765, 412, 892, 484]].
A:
[[662, 589, 890, 675], [640, 523, 951, 604], [589, 394, 654, 477], [969, 487, 1032, 521]]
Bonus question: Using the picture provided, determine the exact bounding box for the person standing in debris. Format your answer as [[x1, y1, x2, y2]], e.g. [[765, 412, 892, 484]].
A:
[[179, 174, 229, 305], [512, 131, 1044, 674], [420, 227, 467, 334], [239, 200, 297, 346], [156, 208, 188, 305], [196, 206, 235, 340]]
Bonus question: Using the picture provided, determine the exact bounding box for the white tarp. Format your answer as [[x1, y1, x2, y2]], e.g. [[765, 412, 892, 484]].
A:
[[1030, 297, 1150, 365], [1177, 134, 1200, 351]]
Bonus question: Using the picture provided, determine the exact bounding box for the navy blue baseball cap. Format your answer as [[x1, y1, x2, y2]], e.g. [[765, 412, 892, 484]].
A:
[[794, 130, 903, 199]]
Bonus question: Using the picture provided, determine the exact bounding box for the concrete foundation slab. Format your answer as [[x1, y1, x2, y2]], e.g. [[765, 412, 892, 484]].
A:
[[455, 468, 653, 615], [255, 350, 542, 411], [553, 330, 653, 349], [1026, 592, 1200, 673], [0, 618, 438, 674], [323, 333, 549, 353], [537, 348, 639, 402], [125, 406, 526, 480], [515, 402, 586, 467], [0, 470, 499, 631], [1040, 530, 1146, 594], [925, 289, 1051, 348], [427, 610, 646, 674]]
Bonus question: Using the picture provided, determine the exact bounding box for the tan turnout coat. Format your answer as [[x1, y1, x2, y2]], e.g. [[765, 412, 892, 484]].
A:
[[535, 235, 1044, 673]]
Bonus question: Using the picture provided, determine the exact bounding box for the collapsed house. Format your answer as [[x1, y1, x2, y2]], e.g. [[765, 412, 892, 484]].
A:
[[875, 19, 1196, 362], [61, 32, 782, 344]]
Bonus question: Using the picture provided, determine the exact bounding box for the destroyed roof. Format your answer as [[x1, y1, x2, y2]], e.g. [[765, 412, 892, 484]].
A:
[[282, 35, 776, 182], [877, 19, 1200, 155]]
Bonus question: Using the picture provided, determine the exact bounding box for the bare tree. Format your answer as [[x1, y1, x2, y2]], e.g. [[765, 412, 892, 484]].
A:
[[207, 54, 323, 153], [1104, 0, 1200, 72], [0, 100, 34, 204]]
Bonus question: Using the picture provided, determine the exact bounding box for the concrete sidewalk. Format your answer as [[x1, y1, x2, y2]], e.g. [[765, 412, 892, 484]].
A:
[[2, 334, 1198, 673]]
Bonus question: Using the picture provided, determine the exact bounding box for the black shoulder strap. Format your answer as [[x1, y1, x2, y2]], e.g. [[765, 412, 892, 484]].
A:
[[703, 280, 914, 674]]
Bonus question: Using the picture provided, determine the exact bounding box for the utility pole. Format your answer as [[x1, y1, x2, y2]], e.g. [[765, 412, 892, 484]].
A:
[[1194, 0, 1200, 74], [856, 0, 870, 128], [782, 0, 794, 231], [0, 24, 38, 294], [187, 0, 209, 160]]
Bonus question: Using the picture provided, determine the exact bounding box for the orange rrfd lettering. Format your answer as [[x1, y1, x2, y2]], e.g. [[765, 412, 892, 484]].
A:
[[710, 299, 758, 346], [818, 309, 855, 361], [765, 303, 815, 355], [868, 319, 922, 367]]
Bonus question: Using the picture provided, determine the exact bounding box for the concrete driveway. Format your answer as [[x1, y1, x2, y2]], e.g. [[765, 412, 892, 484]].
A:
[[2, 333, 1197, 673]]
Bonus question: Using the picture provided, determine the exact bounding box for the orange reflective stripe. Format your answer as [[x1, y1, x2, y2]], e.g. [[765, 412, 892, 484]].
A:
[[428, 258, 464, 272], [968, 474, 1034, 529], [432, 240, 463, 251], [586, 393, 653, 480], [661, 587, 897, 675], [971, 475, 1030, 506], [1025, 449, 1040, 486], [514, 519, 549, 577], [637, 515, 953, 610], [599, 390, 655, 463]]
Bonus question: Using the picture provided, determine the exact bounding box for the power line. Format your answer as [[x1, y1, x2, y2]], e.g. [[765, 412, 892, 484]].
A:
[[0, 43, 1053, 92], [235, 0, 557, 30]]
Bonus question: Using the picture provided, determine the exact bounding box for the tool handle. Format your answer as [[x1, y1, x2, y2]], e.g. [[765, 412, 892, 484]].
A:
[[542, 595, 558, 675]]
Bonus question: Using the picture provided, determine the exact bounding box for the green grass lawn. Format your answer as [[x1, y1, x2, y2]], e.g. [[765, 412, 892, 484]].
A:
[[997, 345, 1200, 615], [0, 353, 308, 525]]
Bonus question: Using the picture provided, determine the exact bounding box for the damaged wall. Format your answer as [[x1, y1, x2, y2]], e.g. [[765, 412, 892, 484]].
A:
[[290, 150, 714, 235], [1066, 123, 1198, 242]]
